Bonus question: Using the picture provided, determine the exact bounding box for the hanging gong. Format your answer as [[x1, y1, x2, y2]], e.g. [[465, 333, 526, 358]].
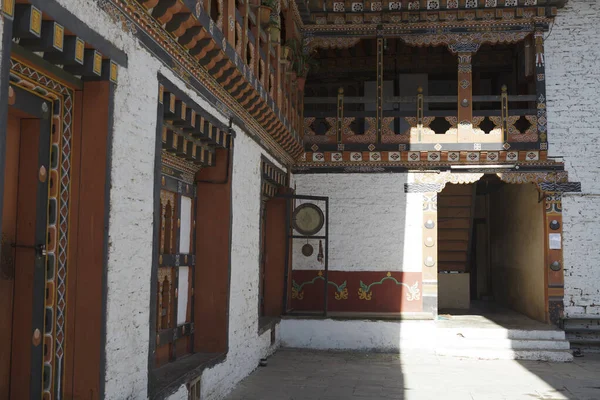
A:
[[292, 203, 325, 236], [301, 243, 314, 257]]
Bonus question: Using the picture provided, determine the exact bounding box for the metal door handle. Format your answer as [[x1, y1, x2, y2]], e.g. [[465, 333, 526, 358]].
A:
[[11, 243, 47, 256]]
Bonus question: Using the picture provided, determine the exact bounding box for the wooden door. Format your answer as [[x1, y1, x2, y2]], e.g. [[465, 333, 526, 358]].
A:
[[0, 84, 52, 399]]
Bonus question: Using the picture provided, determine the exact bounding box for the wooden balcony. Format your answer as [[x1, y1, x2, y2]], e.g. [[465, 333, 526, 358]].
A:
[[304, 86, 542, 152]]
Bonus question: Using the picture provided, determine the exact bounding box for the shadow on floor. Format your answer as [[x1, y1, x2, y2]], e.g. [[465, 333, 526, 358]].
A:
[[224, 348, 600, 400]]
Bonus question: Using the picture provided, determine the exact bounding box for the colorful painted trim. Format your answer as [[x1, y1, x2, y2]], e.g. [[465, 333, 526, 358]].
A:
[[358, 272, 420, 301], [10, 57, 74, 400], [292, 271, 348, 301]]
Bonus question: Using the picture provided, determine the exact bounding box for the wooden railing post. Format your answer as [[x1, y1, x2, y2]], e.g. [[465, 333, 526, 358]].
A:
[[501, 85, 508, 144], [457, 52, 473, 140], [376, 36, 384, 144], [336, 87, 344, 144], [417, 86, 424, 142]]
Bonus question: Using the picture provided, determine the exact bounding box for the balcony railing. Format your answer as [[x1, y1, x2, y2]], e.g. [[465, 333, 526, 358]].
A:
[[303, 86, 540, 151]]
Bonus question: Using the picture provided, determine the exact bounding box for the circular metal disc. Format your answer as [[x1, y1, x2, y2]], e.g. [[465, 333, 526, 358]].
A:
[[292, 203, 325, 236], [301, 243, 314, 257]]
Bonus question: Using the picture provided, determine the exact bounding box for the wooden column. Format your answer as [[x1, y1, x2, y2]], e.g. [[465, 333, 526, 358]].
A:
[[263, 36, 270, 90], [544, 191, 564, 325], [457, 52, 473, 140], [534, 30, 548, 150], [299, 92, 304, 139], [336, 87, 344, 144], [69, 81, 112, 399], [287, 71, 292, 123], [241, 2, 249, 62], [224, 0, 236, 45], [376, 37, 384, 144], [251, 25, 259, 77], [422, 191, 438, 317]]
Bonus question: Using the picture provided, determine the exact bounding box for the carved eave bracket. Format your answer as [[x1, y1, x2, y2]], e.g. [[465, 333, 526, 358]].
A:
[[398, 31, 532, 54], [405, 171, 582, 194], [102, 0, 303, 164], [304, 36, 362, 52]]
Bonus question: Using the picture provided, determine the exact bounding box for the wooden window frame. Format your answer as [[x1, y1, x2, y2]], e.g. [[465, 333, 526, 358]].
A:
[[155, 176, 197, 367], [148, 75, 232, 398]]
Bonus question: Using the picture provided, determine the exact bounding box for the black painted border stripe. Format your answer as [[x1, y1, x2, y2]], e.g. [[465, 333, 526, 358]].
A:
[[0, 17, 14, 262], [28, 0, 128, 67]]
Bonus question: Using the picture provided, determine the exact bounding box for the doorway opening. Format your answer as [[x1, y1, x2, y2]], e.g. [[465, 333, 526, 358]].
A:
[[438, 175, 547, 324]]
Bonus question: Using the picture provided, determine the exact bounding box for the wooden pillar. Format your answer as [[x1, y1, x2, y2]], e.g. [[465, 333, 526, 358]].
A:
[[376, 37, 384, 144], [501, 85, 509, 144], [299, 92, 304, 139], [457, 52, 473, 140], [534, 30, 548, 150], [274, 51, 281, 108], [263, 34, 270, 90], [69, 81, 113, 399], [224, 0, 236, 45], [251, 25, 259, 77], [0, 18, 15, 261], [544, 191, 564, 325], [422, 191, 438, 317], [241, 2, 249, 62], [287, 71, 292, 122], [336, 87, 344, 144]]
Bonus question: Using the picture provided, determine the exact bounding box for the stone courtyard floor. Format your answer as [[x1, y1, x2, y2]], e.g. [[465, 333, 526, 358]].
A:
[[224, 349, 600, 400]]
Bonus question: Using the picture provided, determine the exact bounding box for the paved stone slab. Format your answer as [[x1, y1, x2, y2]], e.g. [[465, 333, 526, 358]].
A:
[[224, 349, 600, 400]]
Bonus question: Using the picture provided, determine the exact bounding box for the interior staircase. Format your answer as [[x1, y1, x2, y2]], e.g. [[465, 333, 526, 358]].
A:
[[437, 184, 475, 273]]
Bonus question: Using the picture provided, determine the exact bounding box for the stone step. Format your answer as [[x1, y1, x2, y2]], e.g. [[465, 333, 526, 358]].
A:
[[436, 337, 571, 350], [563, 314, 600, 320], [435, 348, 574, 362], [436, 327, 566, 341]]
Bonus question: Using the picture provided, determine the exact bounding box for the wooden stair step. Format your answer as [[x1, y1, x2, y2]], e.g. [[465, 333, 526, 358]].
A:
[[438, 218, 471, 229], [438, 229, 469, 241], [438, 207, 472, 218], [439, 262, 468, 272], [438, 240, 470, 251], [438, 195, 473, 207], [439, 251, 468, 262]]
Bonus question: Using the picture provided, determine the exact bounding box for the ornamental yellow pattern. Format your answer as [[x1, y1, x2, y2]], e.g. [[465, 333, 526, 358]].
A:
[[335, 287, 348, 301], [358, 287, 372, 301], [358, 272, 421, 301], [292, 271, 348, 301], [291, 287, 304, 300]]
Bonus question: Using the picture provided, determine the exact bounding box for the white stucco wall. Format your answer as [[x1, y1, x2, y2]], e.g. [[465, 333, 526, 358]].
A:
[[200, 126, 281, 400], [292, 174, 423, 272], [546, 0, 600, 316]]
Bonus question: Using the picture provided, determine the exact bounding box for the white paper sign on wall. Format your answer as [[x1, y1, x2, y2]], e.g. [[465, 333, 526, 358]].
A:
[[549, 233, 562, 250]]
